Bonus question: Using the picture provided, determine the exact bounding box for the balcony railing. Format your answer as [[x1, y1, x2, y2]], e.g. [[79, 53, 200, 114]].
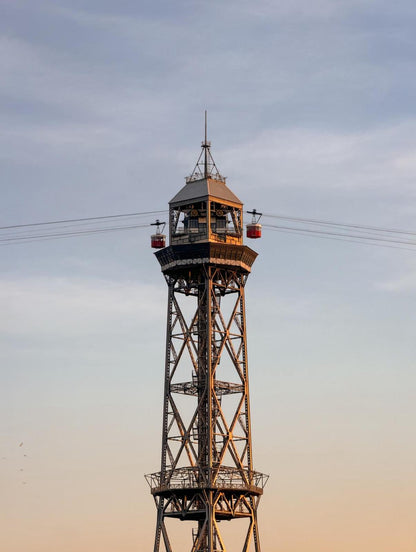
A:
[[145, 466, 268, 494]]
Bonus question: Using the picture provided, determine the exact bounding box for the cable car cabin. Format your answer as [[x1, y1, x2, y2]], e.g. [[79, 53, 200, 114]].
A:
[[151, 233, 166, 249], [246, 223, 262, 239]]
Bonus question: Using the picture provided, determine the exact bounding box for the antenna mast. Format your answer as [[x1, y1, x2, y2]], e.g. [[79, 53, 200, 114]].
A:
[[203, 110, 208, 178]]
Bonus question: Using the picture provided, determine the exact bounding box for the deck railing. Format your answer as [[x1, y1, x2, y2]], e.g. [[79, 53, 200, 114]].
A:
[[145, 466, 268, 494]]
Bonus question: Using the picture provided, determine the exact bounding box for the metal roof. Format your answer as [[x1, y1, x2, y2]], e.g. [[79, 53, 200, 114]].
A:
[[169, 178, 242, 206]]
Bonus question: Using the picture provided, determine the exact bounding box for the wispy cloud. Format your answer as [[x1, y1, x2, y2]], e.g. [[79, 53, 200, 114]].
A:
[[376, 266, 416, 292], [0, 277, 164, 340], [221, 122, 416, 194]]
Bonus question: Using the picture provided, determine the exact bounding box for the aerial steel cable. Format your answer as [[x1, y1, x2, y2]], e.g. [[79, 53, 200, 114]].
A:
[[2, 209, 415, 236], [0, 209, 168, 231], [262, 223, 416, 246], [1, 208, 416, 251], [2, 216, 154, 238], [262, 213, 416, 237], [0, 223, 150, 245], [262, 224, 416, 252]]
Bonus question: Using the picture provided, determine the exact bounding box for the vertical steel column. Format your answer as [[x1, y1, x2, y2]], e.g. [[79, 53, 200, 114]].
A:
[[153, 277, 175, 552]]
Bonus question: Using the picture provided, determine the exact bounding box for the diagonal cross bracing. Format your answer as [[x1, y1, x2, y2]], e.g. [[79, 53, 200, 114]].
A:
[[147, 262, 267, 552]]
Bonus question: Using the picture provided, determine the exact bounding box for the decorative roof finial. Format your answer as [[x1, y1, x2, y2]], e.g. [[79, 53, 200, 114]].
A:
[[186, 111, 225, 183]]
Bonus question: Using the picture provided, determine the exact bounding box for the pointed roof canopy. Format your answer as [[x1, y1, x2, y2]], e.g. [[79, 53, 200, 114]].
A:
[[170, 177, 242, 207], [170, 112, 242, 207]]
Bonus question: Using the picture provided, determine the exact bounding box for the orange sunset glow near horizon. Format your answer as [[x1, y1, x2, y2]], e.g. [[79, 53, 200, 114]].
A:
[[1, 1, 416, 551]]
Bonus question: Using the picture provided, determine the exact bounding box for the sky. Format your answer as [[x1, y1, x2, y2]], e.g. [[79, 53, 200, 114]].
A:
[[1, 1, 416, 551]]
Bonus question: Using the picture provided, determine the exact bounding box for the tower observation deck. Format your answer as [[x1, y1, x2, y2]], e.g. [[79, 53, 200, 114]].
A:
[[146, 122, 268, 552]]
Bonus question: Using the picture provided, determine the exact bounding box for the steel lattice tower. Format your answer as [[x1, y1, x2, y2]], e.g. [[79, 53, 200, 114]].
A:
[[146, 126, 267, 552]]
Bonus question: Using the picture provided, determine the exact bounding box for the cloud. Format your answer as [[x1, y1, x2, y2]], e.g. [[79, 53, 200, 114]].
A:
[[220, 122, 416, 194], [2, 0, 415, 181], [219, 0, 364, 19], [376, 267, 416, 292], [0, 276, 165, 340]]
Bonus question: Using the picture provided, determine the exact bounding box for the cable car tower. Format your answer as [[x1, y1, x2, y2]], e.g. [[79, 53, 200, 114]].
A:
[[146, 117, 267, 552]]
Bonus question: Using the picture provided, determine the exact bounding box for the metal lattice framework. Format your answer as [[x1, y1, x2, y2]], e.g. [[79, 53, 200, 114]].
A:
[[146, 130, 266, 551], [146, 255, 267, 552]]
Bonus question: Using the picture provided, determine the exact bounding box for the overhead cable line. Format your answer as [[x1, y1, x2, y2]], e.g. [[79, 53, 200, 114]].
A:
[[262, 213, 416, 237], [1, 208, 416, 251], [3, 216, 152, 238], [0, 223, 150, 245], [0, 210, 168, 231], [263, 225, 416, 252], [262, 223, 416, 250], [3, 209, 415, 237]]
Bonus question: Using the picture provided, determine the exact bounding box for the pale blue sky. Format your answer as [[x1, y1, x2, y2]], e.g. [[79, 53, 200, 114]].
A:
[[1, 2, 416, 551]]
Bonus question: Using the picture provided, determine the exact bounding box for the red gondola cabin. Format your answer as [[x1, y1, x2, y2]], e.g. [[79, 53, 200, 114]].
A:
[[151, 233, 166, 249], [246, 209, 262, 239], [246, 223, 262, 239]]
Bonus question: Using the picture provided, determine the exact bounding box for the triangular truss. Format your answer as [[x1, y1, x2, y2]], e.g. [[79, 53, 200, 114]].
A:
[[187, 141, 225, 183]]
